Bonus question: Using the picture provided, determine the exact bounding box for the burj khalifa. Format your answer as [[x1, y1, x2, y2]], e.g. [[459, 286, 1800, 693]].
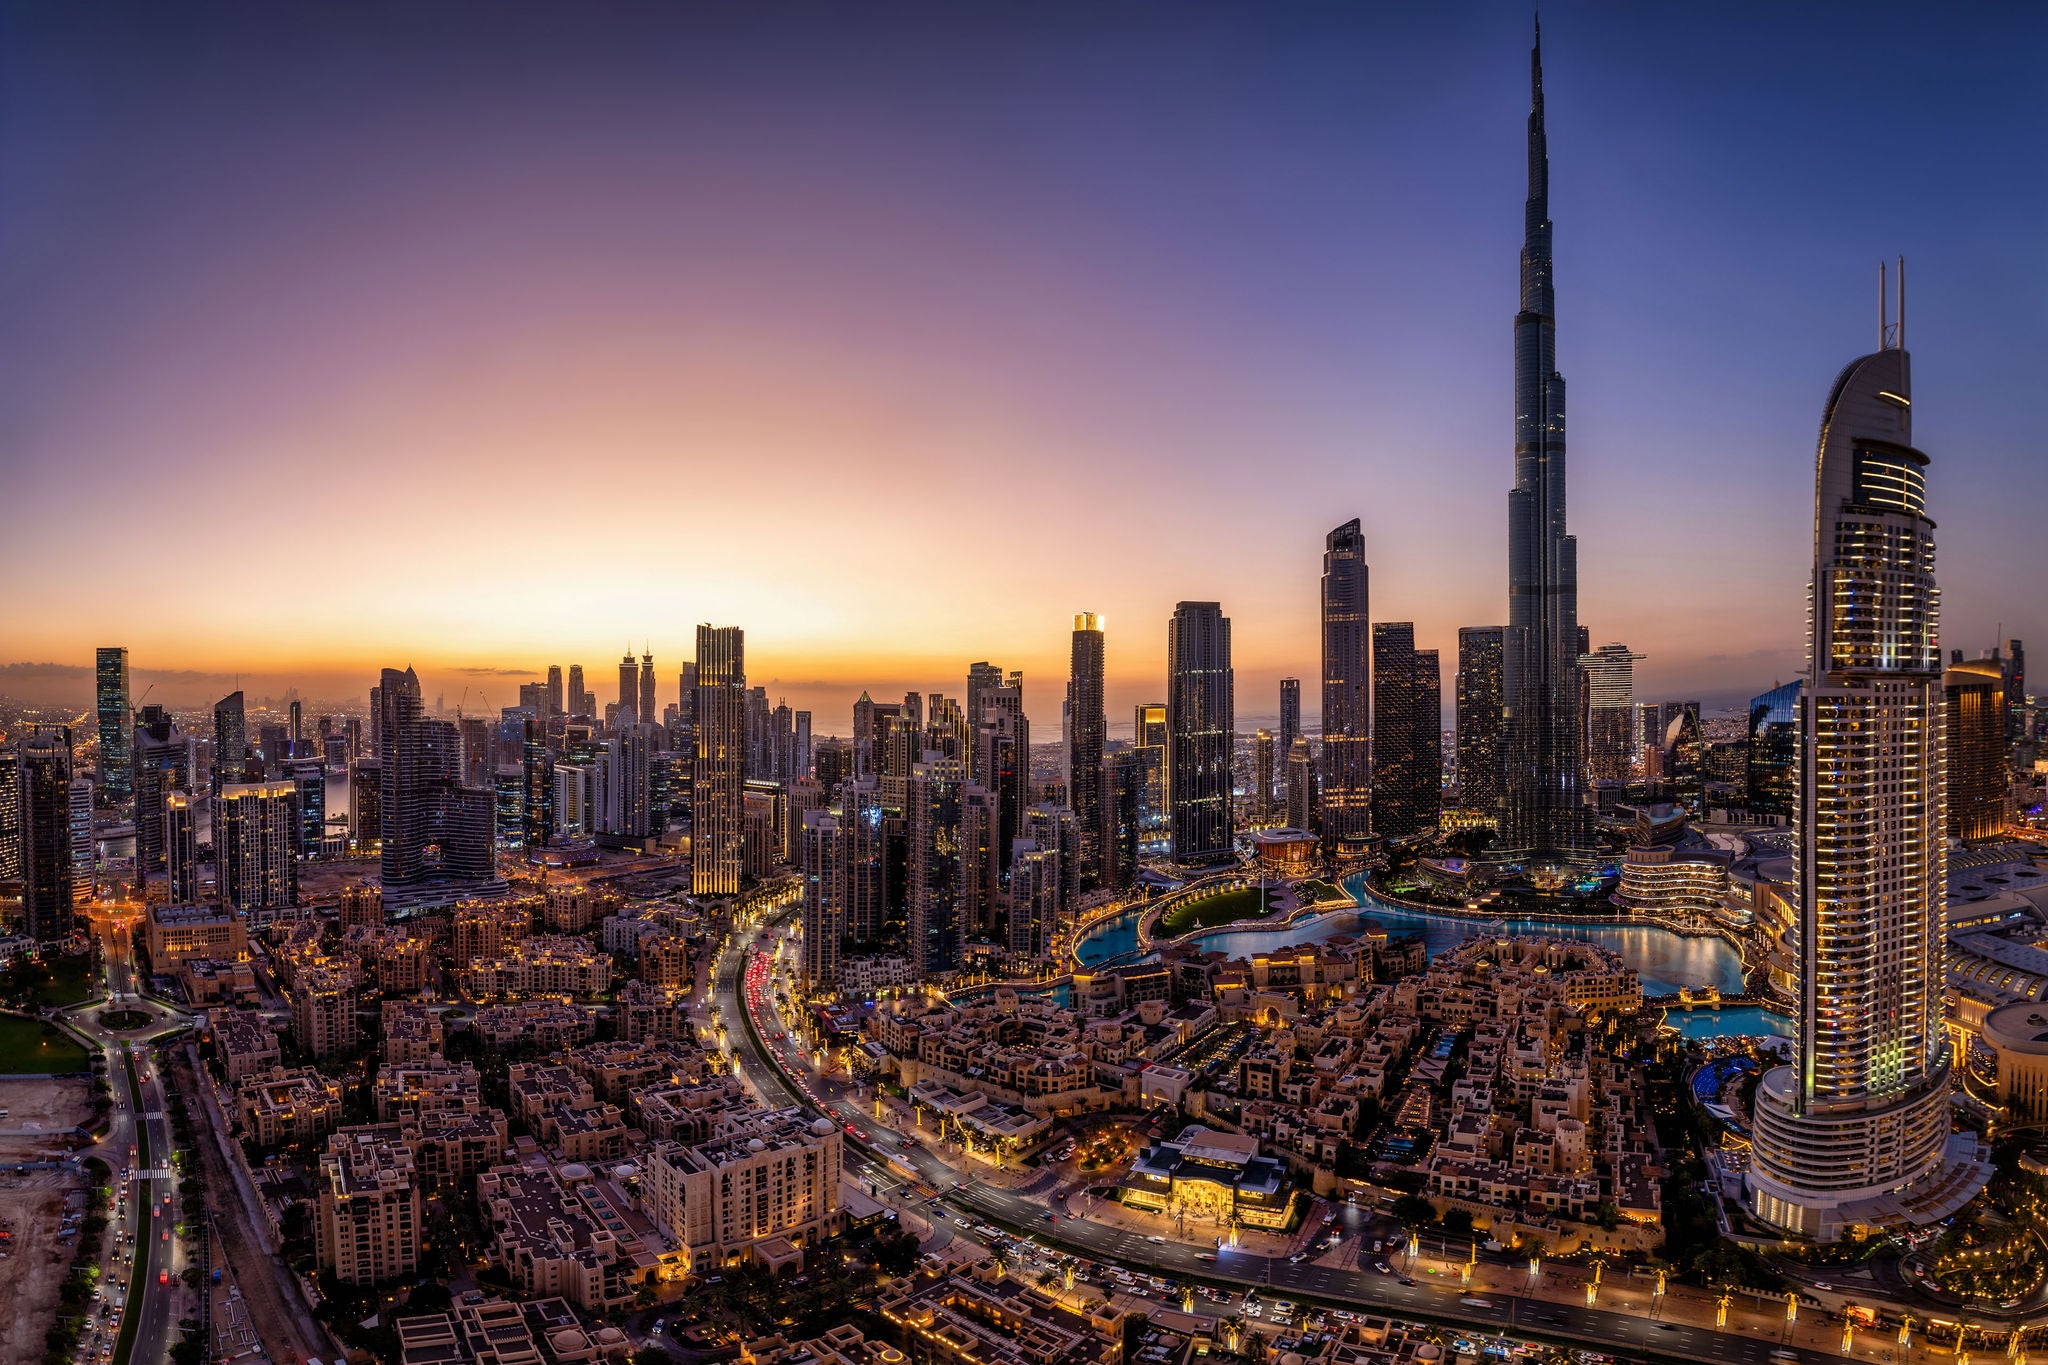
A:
[[1503, 18, 1591, 866]]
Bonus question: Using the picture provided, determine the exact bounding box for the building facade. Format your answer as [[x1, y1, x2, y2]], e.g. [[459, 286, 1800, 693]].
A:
[[1746, 301, 1991, 1241], [693, 625, 746, 896], [1166, 602, 1234, 864], [1320, 520, 1372, 847]]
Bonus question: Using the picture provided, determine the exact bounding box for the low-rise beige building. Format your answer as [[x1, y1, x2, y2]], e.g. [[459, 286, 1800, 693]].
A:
[[315, 1125, 421, 1285], [644, 1107, 842, 1273], [237, 1066, 344, 1147]]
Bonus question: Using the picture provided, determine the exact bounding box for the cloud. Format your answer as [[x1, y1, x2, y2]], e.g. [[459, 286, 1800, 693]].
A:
[[0, 661, 89, 680], [450, 666, 537, 677]]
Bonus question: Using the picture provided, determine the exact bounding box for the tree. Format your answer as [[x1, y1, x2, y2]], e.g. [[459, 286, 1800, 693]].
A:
[[1441, 1208, 1474, 1238], [1392, 1194, 1437, 1228], [874, 1230, 920, 1276]]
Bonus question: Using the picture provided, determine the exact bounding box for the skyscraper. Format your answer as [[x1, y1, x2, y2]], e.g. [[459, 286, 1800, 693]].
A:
[[67, 776, 94, 905], [546, 665, 564, 724], [639, 649, 657, 733], [800, 809, 842, 994], [1746, 286, 1990, 1241], [618, 652, 638, 723], [377, 666, 494, 889], [1132, 703, 1167, 837], [165, 790, 198, 902], [692, 625, 746, 897], [567, 663, 589, 718], [1066, 613, 1106, 884], [215, 780, 299, 916], [1455, 627, 1506, 820], [907, 756, 966, 975], [1166, 601, 1233, 863], [1502, 21, 1589, 865], [1320, 520, 1372, 847], [95, 647, 131, 803], [838, 777, 885, 942], [521, 716, 554, 852], [213, 690, 247, 794], [0, 747, 18, 882], [132, 707, 192, 883], [1285, 736, 1318, 834], [18, 730, 76, 941], [1277, 679, 1301, 756], [1578, 643, 1644, 783], [1745, 681, 1800, 820], [1252, 729, 1276, 825], [1946, 660, 2008, 842], [1371, 623, 1441, 839], [1099, 750, 1141, 894]]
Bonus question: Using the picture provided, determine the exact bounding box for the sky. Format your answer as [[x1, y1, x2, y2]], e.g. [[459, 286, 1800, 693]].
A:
[[2, 2, 2043, 733]]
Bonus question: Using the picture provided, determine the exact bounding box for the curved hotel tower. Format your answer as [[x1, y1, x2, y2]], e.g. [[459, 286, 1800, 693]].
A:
[[1746, 283, 1990, 1241], [1502, 21, 1590, 865]]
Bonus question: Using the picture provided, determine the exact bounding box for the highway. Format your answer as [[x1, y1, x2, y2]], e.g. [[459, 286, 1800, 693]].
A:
[[708, 904, 1897, 1365], [71, 911, 190, 1365]]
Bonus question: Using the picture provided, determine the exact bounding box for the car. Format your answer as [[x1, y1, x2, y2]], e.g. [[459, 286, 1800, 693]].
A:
[[159, 1271, 168, 1285], [1814, 1282, 1834, 1291], [1044, 1212, 1057, 1222], [1289, 1252, 1308, 1264], [1375, 1260, 1392, 1275], [1399, 1277, 1416, 1286], [161, 1230, 168, 1241], [1197, 1253, 1215, 1262], [1146, 1235, 1166, 1244]]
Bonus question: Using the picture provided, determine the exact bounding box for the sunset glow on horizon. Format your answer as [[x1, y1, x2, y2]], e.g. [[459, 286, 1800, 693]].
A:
[[4, 2, 2043, 732]]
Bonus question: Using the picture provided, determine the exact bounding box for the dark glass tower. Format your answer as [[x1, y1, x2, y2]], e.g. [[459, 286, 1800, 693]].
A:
[[1066, 613, 1106, 883], [1166, 601, 1233, 864], [1503, 20, 1589, 863], [1371, 623, 1442, 839], [1319, 521, 1372, 845], [95, 647, 131, 802]]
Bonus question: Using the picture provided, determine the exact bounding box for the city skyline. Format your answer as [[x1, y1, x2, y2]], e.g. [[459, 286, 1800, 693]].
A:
[[2, 4, 2043, 726]]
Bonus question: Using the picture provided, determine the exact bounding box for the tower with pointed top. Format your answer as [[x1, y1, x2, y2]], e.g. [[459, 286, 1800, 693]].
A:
[[1502, 17, 1591, 865], [1745, 270, 1990, 1241]]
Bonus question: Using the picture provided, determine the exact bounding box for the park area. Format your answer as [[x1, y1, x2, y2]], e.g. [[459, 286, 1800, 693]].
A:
[[1157, 885, 1283, 936], [0, 1016, 91, 1075], [0, 953, 96, 1012]]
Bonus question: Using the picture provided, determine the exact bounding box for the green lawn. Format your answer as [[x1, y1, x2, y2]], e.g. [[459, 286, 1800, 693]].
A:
[[1158, 886, 1283, 935], [0, 1013, 92, 1073], [1297, 878, 1352, 906], [27, 953, 96, 1008]]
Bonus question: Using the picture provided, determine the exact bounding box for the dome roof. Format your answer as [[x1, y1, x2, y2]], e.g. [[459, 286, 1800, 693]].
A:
[[561, 1163, 591, 1181]]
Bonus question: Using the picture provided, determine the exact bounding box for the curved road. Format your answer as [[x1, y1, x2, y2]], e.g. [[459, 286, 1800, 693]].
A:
[[711, 905, 1923, 1365]]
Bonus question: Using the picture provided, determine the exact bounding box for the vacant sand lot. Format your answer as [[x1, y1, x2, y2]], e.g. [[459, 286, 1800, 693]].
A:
[[0, 1164, 91, 1365], [0, 1074, 96, 1158]]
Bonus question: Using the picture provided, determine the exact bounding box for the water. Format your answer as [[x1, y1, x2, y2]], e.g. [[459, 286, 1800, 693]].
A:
[[1072, 871, 1746, 998], [1663, 1004, 1793, 1040]]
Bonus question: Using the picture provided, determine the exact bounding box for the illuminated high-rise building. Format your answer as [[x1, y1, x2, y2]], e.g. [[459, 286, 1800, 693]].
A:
[[639, 649, 657, 734], [1455, 627, 1506, 820], [291, 759, 326, 856], [165, 790, 198, 902], [378, 666, 494, 889], [1945, 660, 2008, 842], [1320, 520, 1372, 846], [95, 646, 131, 802], [1166, 601, 1233, 863], [132, 707, 191, 882], [1099, 750, 1141, 894], [1252, 729, 1276, 825], [1278, 679, 1301, 756], [1578, 643, 1643, 783], [907, 755, 966, 974], [1502, 21, 1590, 865], [19, 729, 76, 941], [215, 780, 299, 916], [213, 690, 247, 794], [1066, 613, 1107, 884], [1132, 703, 1167, 837], [1746, 681, 1801, 820], [546, 665, 564, 724], [521, 716, 554, 852], [67, 777, 94, 905], [1371, 623, 1441, 839], [838, 776, 885, 942], [1746, 280, 1990, 1241], [692, 625, 746, 897], [0, 748, 18, 882], [567, 664, 590, 718], [800, 809, 842, 994], [1284, 736, 1318, 834], [618, 652, 639, 724]]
